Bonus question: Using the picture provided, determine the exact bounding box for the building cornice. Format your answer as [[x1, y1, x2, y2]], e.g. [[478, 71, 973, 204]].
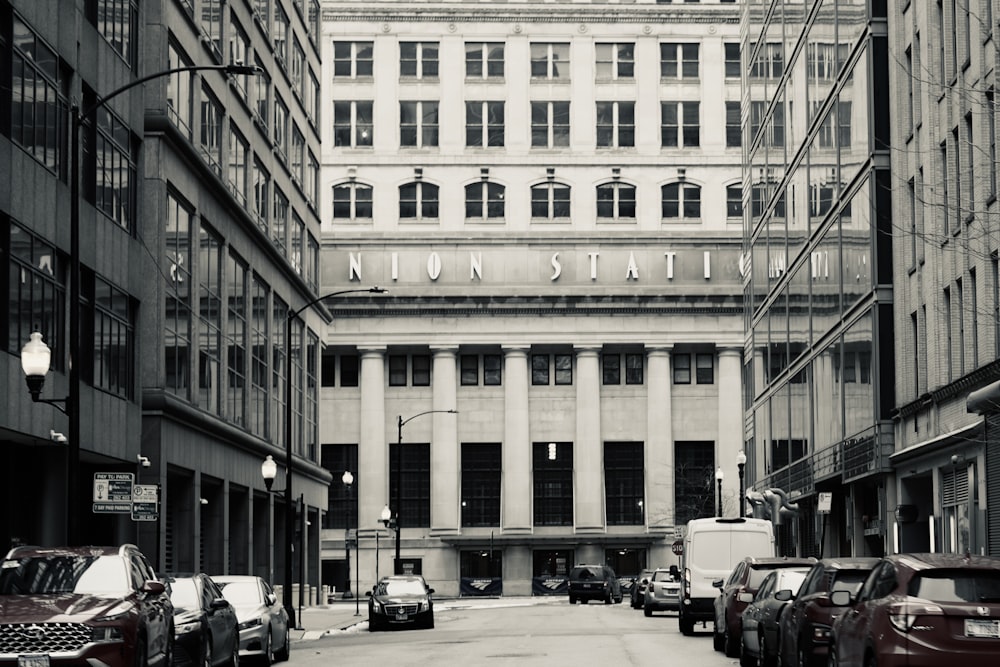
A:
[[322, 5, 740, 26]]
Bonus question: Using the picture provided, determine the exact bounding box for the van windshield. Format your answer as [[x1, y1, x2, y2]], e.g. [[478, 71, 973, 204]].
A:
[[691, 531, 771, 570]]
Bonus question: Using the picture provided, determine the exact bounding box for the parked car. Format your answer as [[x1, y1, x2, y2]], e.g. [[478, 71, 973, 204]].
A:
[[0, 544, 173, 667], [828, 553, 1000, 667], [567, 564, 623, 604], [713, 555, 816, 657], [165, 573, 240, 667], [739, 566, 811, 667], [680, 517, 776, 636], [630, 569, 656, 609], [777, 557, 879, 667], [367, 575, 435, 630], [213, 575, 289, 665], [643, 566, 682, 616]]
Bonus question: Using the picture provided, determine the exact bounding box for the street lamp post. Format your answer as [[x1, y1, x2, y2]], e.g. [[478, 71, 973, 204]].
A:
[[715, 467, 725, 517], [379, 504, 393, 581], [341, 471, 354, 600], [280, 286, 385, 628], [20, 63, 260, 548], [393, 410, 457, 574], [736, 450, 747, 517]]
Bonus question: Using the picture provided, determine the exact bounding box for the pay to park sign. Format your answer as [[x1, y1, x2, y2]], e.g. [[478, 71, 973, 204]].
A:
[[92, 472, 159, 521]]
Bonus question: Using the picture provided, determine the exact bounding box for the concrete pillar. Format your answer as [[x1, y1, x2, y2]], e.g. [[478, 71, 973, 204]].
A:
[[575, 346, 603, 532], [358, 347, 387, 531], [502, 346, 532, 534], [431, 346, 459, 536], [645, 346, 673, 531], [718, 348, 743, 516]]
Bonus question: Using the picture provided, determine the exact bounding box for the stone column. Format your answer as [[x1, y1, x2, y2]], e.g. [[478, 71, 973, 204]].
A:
[[575, 346, 603, 533], [431, 346, 459, 536], [502, 346, 532, 534], [358, 347, 387, 532], [645, 347, 673, 532], [718, 348, 743, 516]]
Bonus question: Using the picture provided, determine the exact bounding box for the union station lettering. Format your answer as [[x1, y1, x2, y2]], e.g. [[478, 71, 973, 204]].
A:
[[346, 249, 739, 285]]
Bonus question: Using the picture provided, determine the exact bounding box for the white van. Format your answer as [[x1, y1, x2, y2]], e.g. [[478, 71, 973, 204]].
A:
[[678, 517, 775, 635]]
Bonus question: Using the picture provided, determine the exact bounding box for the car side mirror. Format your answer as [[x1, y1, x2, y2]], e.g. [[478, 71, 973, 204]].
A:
[[738, 592, 754, 603], [265, 593, 277, 606], [775, 589, 793, 602], [427, 588, 435, 595], [712, 578, 724, 589], [144, 580, 166, 595], [211, 597, 230, 610], [642, 579, 649, 585], [829, 590, 852, 607], [365, 591, 373, 597]]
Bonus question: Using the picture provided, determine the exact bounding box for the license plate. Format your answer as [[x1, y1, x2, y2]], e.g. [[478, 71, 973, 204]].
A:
[[18, 656, 50, 667], [395, 612, 408, 621], [965, 619, 1000, 638]]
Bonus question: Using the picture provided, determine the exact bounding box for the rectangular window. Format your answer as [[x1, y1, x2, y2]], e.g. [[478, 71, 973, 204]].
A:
[[461, 443, 501, 527], [461, 355, 479, 385], [602, 354, 621, 385], [6, 221, 66, 371], [531, 101, 570, 148], [200, 86, 224, 175], [674, 441, 715, 525], [696, 353, 714, 384], [198, 222, 223, 415], [390, 443, 430, 527], [201, 0, 223, 59], [225, 254, 248, 425], [724, 42, 740, 78], [661, 101, 700, 148], [273, 4, 289, 66], [605, 442, 644, 525], [988, 89, 998, 201], [673, 354, 691, 384], [533, 442, 573, 526], [273, 95, 288, 158], [555, 353, 573, 384], [400, 101, 439, 148], [400, 42, 439, 79], [389, 355, 407, 386], [272, 296, 286, 447], [412, 355, 430, 386], [726, 184, 743, 218], [660, 43, 699, 79], [484, 354, 502, 385], [164, 196, 191, 396], [596, 43, 634, 80], [341, 354, 359, 387], [726, 101, 741, 148], [626, 353, 643, 384], [970, 268, 979, 368], [92, 0, 138, 66], [530, 43, 569, 80], [466, 102, 505, 147], [228, 124, 248, 207], [531, 354, 550, 385], [250, 276, 268, 437], [333, 41, 374, 78], [88, 274, 134, 400], [750, 42, 784, 79], [252, 159, 270, 232], [229, 13, 250, 100], [321, 444, 358, 530], [466, 42, 504, 79], [596, 101, 635, 148], [168, 42, 194, 137], [333, 101, 373, 148], [89, 106, 136, 231]]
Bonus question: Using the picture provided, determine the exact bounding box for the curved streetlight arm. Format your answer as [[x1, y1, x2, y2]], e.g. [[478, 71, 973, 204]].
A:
[[287, 286, 387, 323], [398, 409, 457, 431]]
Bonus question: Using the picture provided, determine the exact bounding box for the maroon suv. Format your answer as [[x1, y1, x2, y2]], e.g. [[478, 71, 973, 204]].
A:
[[0, 544, 173, 667], [712, 555, 816, 658], [829, 553, 1000, 667]]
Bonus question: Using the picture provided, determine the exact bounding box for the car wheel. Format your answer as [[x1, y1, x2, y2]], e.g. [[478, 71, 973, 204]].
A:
[[568, 596, 576, 604], [260, 629, 272, 667], [274, 626, 290, 663], [134, 636, 147, 667], [864, 652, 877, 667], [725, 620, 741, 658], [739, 633, 756, 667], [229, 634, 240, 667], [713, 625, 726, 652], [679, 614, 695, 636], [425, 612, 435, 630], [827, 645, 838, 667], [643, 604, 652, 617]]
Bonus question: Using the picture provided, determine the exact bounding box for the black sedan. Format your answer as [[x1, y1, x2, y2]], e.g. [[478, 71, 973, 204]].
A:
[[367, 575, 435, 631], [739, 567, 811, 667], [165, 573, 240, 667]]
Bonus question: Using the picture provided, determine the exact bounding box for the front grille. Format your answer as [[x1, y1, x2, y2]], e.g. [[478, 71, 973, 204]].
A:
[[385, 604, 419, 615], [0, 622, 91, 655]]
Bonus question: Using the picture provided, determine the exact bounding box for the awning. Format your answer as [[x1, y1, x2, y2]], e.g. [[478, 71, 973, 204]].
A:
[[889, 422, 982, 464], [968, 379, 1000, 415]]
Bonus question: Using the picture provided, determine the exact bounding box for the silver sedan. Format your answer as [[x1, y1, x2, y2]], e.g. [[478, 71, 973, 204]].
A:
[[213, 575, 290, 665]]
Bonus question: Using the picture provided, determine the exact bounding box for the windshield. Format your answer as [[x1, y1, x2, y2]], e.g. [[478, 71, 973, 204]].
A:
[[0, 555, 129, 596], [830, 570, 870, 594], [908, 570, 1000, 603], [652, 571, 676, 582], [169, 578, 199, 608], [376, 579, 428, 596], [218, 581, 262, 605], [571, 567, 602, 580]]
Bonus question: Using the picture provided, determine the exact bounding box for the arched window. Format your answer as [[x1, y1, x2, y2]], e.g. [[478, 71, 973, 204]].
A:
[[531, 183, 571, 219], [596, 182, 636, 219], [661, 182, 701, 219], [465, 182, 505, 219], [332, 182, 373, 220], [399, 182, 439, 219]]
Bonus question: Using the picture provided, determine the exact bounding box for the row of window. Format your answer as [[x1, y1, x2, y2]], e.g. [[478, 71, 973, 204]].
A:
[[323, 439, 719, 530], [322, 352, 717, 387], [333, 38, 840, 85], [334, 180, 743, 221]]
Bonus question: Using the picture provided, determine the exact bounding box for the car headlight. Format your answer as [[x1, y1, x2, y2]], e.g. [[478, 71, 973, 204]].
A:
[[238, 617, 263, 631], [95, 601, 135, 622], [175, 621, 200, 635]]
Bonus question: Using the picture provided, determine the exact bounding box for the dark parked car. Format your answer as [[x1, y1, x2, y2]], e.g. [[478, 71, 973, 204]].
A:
[[568, 564, 622, 604], [739, 566, 811, 667], [777, 557, 878, 667], [213, 575, 289, 665], [165, 574, 240, 667], [829, 553, 1000, 667], [644, 566, 681, 616], [713, 556, 816, 657], [630, 569, 655, 609], [367, 575, 435, 630], [0, 544, 174, 667]]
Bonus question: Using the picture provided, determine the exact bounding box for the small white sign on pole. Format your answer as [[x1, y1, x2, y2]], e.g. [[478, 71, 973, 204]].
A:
[[818, 492, 833, 514]]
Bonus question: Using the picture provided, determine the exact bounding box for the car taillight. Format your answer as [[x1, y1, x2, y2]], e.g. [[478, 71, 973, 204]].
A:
[[683, 569, 691, 597], [888, 600, 943, 632], [811, 624, 831, 643]]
